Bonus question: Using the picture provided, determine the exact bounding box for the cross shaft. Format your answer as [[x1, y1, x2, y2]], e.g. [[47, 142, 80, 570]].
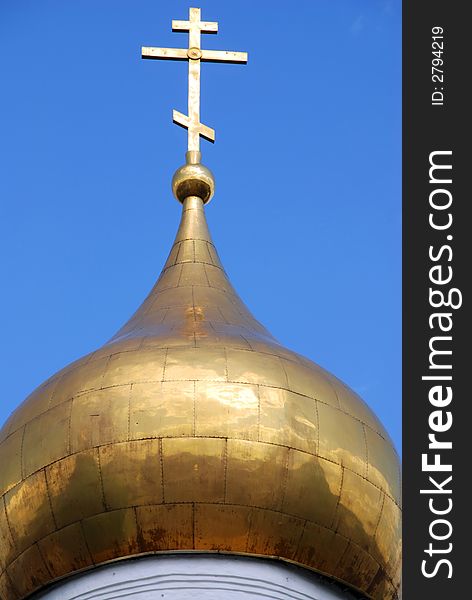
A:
[[142, 7, 247, 153]]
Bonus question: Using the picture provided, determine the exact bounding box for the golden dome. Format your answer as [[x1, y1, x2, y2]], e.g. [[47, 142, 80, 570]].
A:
[[0, 194, 401, 599]]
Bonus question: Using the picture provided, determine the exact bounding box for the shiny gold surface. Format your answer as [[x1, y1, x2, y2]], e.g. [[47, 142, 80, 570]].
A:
[[172, 159, 215, 204], [0, 193, 401, 599], [142, 7, 247, 153]]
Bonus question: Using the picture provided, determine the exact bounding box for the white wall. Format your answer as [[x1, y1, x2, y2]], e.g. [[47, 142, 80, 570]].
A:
[[36, 554, 360, 600]]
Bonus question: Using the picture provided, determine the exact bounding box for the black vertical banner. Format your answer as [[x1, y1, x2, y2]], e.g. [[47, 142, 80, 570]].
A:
[[403, 2, 469, 599]]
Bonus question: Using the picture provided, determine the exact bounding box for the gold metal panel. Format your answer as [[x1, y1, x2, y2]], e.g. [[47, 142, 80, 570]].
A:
[[333, 469, 383, 551], [246, 509, 305, 561], [163, 243, 180, 268], [317, 402, 367, 476], [195, 332, 252, 350], [204, 264, 234, 293], [189, 305, 226, 325], [369, 577, 397, 600], [365, 427, 401, 503], [0, 500, 16, 571], [179, 262, 208, 286], [46, 449, 104, 528], [162, 437, 226, 503], [70, 385, 130, 453], [259, 386, 317, 454], [130, 380, 195, 439], [161, 306, 194, 325], [0, 428, 23, 495], [82, 507, 139, 565], [247, 318, 272, 337], [140, 328, 191, 347], [333, 541, 380, 594], [148, 285, 193, 309], [283, 451, 342, 527], [136, 503, 193, 551], [132, 307, 167, 327], [4, 471, 55, 553], [50, 357, 109, 407], [0, 572, 18, 600], [194, 239, 212, 264], [226, 349, 287, 388], [248, 339, 303, 364], [206, 243, 221, 267], [192, 285, 231, 308], [283, 360, 339, 408], [156, 264, 182, 290], [38, 522, 92, 580], [100, 439, 162, 509], [373, 494, 402, 575], [101, 348, 167, 388], [331, 378, 389, 438], [90, 336, 144, 360], [1, 378, 57, 442], [175, 239, 194, 263], [295, 522, 349, 575], [173, 196, 213, 243], [6, 544, 51, 598], [195, 503, 251, 552], [195, 381, 259, 439], [225, 440, 288, 511], [209, 322, 250, 337], [164, 347, 227, 381], [218, 304, 253, 327], [22, 401, 71, 477]]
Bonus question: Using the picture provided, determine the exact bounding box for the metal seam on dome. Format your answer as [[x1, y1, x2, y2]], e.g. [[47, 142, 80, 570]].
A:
[[44, 470, 59, 530], [293, 519, 309, 570], [361, 424, 369, 479], [1, 383, 391, 452], [96, 448, 107, 512], [330, 465, 345, 530], [158, 438, 165, 504], [3, 435, 400, 508], [191, 380, 196, 436], [314, 401, 321, 456], [176, 263, 184, 287], [127, 384, 132, 440], [8, 386, 382, 445], [324, 374, 342, 411], [223, 439, 229, 503], [279, 447, 291, 513], [371, 493, 386, 551], [279, 358, 290, 389], [202, 263, 212, 287], [35, 540, 52, 580], [2, 497, 16, 558], [2, 504, 390, 579], [66, 398, 73, 456], [256, 384, 261, 443], [18, 426, 25, 481]]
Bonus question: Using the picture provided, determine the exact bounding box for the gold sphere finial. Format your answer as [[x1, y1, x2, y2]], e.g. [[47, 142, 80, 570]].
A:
[[172, 151, 215, 204]]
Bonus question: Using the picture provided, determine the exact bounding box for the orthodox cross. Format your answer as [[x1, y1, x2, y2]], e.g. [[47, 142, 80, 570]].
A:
[[142, 7, 247, 153]]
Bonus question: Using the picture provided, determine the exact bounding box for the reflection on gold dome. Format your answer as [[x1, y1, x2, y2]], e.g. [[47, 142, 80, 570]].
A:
[[0, 196, 401, 599]]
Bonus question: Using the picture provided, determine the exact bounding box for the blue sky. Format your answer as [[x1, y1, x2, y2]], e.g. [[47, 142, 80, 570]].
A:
[[0, 0, 401, 450]]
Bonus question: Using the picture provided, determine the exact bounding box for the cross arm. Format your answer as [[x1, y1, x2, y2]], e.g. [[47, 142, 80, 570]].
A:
[[142, 47, 188, 60], [200, 50, 248, 64], [172, 19, 218, 33], [173, 110, 215, 143]]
